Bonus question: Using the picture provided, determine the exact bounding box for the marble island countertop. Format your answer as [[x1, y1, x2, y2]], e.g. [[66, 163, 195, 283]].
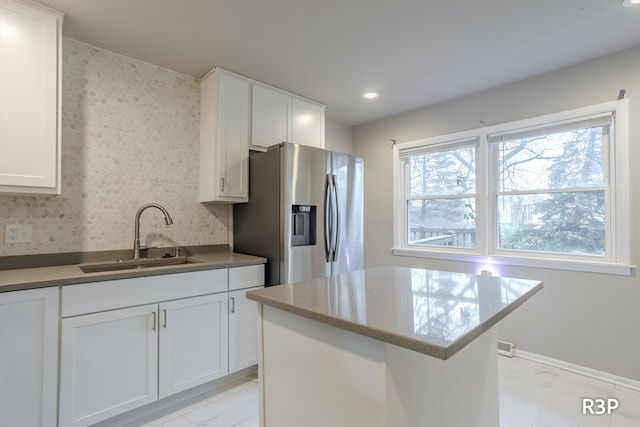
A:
[[247, 266, 542, 360], [0, 245, 266, 293]]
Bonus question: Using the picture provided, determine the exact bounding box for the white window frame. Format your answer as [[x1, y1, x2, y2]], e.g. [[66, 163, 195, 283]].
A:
[[401, 137, 481, 250], [392, 100, 632, 275]]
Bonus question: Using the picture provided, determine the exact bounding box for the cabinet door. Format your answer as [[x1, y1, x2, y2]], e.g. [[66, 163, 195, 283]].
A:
[[0, 0, 61, 194], [229, 286, 263, 373], [0, 287, 58, 427], [291, 97, 325, 149], [251, 84, 290, 151], [218, 72, 250, 200], [158, 293, 228, 398], [59, 304, 159, 427], [200, 69, 250, 203]]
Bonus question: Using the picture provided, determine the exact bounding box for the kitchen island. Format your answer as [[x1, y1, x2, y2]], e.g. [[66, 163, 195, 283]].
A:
[[247, 266, 542, 427]]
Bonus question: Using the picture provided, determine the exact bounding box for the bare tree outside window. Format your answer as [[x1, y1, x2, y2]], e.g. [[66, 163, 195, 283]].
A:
[[406, 143, 477, 248], [396, 101, 629, 270], [495, 125, 607, 256], [403, 122, 609, 256]]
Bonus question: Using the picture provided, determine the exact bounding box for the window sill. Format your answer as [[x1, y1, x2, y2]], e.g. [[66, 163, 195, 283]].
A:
[[391, 247, 635, 276]]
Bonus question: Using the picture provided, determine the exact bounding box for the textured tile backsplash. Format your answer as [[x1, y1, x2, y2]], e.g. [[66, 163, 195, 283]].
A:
[[0, 38, 228, 256]]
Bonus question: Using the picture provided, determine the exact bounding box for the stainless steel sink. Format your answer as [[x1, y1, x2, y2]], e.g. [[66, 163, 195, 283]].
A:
[[79, 256, 201, 274]]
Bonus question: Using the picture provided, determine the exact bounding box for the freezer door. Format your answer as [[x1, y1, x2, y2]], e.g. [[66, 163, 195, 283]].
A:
[[331, 151, 364, 275], [282, 143, 332, 284]]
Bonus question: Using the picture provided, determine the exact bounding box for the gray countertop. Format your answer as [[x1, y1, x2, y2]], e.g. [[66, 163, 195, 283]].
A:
[[247, 266, 542, 360], [0, 246, 266, 293]]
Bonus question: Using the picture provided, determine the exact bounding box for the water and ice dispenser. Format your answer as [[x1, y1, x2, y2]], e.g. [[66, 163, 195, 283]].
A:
[[291, 205, 316, 246]]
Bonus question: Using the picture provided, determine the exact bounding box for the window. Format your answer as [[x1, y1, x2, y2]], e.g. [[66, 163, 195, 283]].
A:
[[491, 118, 609, 257], [393, 100, 631, 275], [404, 140, 478, 249]]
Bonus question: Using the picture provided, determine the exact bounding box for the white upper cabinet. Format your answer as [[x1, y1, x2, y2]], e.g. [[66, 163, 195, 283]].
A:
[[200, 68, 325, 202], [251, 84, 290, 150], [291, 96, 324, 149], [251, 83, 325, 151], [0, 0, 62, 194], [200, 68, 251, 203]]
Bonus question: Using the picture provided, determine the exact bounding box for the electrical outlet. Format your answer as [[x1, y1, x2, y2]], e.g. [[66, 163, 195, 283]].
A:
[[5, 224, 32, 243]]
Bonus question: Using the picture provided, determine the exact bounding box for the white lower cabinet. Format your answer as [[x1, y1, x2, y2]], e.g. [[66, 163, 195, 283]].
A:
[[0, 287, 58, 427], [159, 293, 228, 398], [228, 265, 265, 374], [59, 270, 230, 427], [58, 265, 263, 426], [229, 286, 262, 373], [59, 305, 159, 427]]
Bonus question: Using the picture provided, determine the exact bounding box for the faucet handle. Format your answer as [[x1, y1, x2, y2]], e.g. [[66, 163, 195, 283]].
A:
[[175, 247, 183, 257]]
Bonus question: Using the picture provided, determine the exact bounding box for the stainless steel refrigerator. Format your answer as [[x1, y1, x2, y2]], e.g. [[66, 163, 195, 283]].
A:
[[233, 143, 364, 286]]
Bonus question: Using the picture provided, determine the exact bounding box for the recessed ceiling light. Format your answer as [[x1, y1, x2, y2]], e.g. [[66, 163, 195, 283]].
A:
[[623, 0, 640, 7], [363, 92, 380, 99]]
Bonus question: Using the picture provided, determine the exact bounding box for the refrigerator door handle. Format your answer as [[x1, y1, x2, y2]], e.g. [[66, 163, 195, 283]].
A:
[[331, 174, 340, 262], [324, 174, 333, 262]]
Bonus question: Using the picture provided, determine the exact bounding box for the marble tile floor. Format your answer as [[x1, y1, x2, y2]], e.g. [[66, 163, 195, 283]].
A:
[[124, 356, 640, 427], [499, 357, 640, 427]]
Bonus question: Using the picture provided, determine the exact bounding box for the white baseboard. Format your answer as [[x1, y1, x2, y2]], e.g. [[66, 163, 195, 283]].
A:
[[93, 366, 258, 427], [514, 349, 640, 392]]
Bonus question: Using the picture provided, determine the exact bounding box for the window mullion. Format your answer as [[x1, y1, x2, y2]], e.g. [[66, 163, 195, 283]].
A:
[[402, 157, 410, 247], [497, 187, 609, 197], [475, 134, 489, 255], [486, 138, 498, 255], [409, 194, 476, 201]]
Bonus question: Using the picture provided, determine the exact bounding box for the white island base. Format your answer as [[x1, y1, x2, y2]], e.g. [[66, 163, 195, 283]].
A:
[[257, 305, 499, 427]]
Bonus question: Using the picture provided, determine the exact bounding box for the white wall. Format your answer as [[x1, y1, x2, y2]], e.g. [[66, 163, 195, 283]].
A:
[[325, 119, 354, 155], [353, 45, 640, 381]]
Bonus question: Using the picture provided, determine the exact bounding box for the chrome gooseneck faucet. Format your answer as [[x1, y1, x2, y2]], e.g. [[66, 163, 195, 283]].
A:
[[133, 203, 174, 260]]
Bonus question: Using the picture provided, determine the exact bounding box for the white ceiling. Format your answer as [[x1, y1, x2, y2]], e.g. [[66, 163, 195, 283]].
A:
[[38, 0, 640, 126]]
